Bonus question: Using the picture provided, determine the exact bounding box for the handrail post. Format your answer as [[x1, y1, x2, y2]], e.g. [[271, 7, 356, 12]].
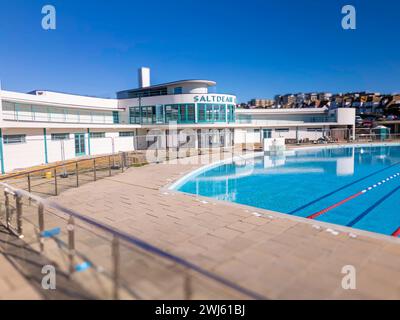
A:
[[75, 162, 79, 187], [108, 155, 112, 177], [112, 236, 120, 300], [38, 203, 45, 253], [155, 145, 159, 164], [4, 191, 10, 229], [54, 168, 58, 196], [27, 173, 31, 193], [67, 216, 76, 277], [184, 271, 192, 300], [121, 153, 124, 173], [15, 193, 23, 238], [93, 159, 97, 181]]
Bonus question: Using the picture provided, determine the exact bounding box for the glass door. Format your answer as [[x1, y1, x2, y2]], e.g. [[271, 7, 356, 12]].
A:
[[263, 129, 272, 139], [74, 133, 86, 156]]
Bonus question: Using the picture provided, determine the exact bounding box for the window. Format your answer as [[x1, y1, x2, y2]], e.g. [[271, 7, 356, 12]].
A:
[[3, 134, 26, 144], [197, 104, 227, 123], [90, 132, 106, 139], [155, 105, 164, 124], [263, 129, 272, 139], [228, 105, 236, 122], [179, 104, 195, 123], [129, 107, 141, 124], [174, 87, 183, 95], [141, 106, 156, 124], [275, 128, 289, 133], [165, 105, 179, 123], [113, 111, 120, 124], [119, 132, 135, 137], [51, 133, 70, 141], [307, 128, 323, 132], [165, 104, 195, 123]]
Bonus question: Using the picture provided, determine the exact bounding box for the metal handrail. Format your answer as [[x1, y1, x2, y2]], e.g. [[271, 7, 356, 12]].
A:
[[0, 152, 133, 181], [0, 182, 266, 300]]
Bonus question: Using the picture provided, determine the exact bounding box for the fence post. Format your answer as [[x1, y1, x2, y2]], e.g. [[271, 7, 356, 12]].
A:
[[38, 203, 45, 253], [68, 216, 75, 277], [15, 193, 23, 238], [121, 153, 124, 173], [93, 159, 97, 181], [112, 236, 120, 300], [75, 162, 79, 188], [54, 168, 58, 196], [4, 191, 10, 229]]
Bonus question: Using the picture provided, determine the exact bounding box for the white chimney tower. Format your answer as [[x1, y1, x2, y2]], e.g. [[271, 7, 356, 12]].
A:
[[138, 67, 151, 88]]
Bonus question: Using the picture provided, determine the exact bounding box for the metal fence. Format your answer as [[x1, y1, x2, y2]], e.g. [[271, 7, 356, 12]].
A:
[[0, 183, 265, 300]]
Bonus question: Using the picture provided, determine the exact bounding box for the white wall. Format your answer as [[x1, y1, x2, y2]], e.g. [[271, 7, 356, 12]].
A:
[[46, 129, 76, 163], [2, 128, 46, 172], [335, 108, 356, 125], [234, 128, 325, 144]]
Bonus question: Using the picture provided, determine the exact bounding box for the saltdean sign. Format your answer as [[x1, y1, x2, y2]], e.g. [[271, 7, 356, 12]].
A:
[[194, 95, 236, 104]]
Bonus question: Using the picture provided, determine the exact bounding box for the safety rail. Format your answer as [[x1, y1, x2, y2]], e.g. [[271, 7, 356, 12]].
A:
[[0, 182, 266, 300], [354, 133, 400, 142], [0, 152, 147, 197]]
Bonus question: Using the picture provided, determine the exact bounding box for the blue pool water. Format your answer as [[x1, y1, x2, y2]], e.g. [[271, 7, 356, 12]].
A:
[[176, 145, 400, 236]]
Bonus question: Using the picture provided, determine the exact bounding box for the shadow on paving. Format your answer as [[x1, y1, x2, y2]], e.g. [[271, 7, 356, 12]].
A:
[[0, 226, 96, 300]]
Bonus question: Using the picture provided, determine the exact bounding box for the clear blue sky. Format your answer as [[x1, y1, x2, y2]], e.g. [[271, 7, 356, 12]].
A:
[[1, 0, 400, 102]]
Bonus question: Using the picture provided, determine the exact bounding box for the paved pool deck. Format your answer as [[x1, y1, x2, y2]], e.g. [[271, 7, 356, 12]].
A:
[[0, 248, 41, 300], [50, 150, 400, 300]]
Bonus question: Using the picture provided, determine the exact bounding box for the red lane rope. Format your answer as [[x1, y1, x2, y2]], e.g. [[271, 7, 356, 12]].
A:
[[392, 228, 400, 237], [307, 172, 400, 220], [307, 192, 364, 220]]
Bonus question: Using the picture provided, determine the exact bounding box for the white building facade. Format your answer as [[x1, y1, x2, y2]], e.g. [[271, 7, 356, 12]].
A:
[[0, 69, 355, 173]]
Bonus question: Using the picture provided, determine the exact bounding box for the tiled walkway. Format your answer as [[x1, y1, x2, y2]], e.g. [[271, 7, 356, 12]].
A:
[[51, 152, 400, 299]]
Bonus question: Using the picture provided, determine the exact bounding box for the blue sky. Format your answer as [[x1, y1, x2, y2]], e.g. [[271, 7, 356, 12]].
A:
[[0, 0, 400, 102]]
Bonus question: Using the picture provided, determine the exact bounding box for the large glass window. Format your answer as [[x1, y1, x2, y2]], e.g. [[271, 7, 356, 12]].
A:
[[113, 111, 120, 124], [155, 105, 164, 124], [141, 106, 156, 124], [165, 105, 179, 123], [129, 104, 195, 124], [197, 104, 228, 123], [165, 104, 195, 124], [228, 105, 236, 122], [198, 104, 206, 122], [129, 107, 141, 124]]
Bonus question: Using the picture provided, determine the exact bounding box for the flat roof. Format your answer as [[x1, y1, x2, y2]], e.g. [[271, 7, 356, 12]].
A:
[[117, 79, 216, 94]]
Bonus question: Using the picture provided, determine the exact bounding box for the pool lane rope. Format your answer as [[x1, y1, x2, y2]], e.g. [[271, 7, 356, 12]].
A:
[[392, 227, 400, 237], [307, 173, 400, 222]]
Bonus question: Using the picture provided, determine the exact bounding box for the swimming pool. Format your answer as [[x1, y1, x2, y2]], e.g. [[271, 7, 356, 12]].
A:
[[175, 144, 400, 237]]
